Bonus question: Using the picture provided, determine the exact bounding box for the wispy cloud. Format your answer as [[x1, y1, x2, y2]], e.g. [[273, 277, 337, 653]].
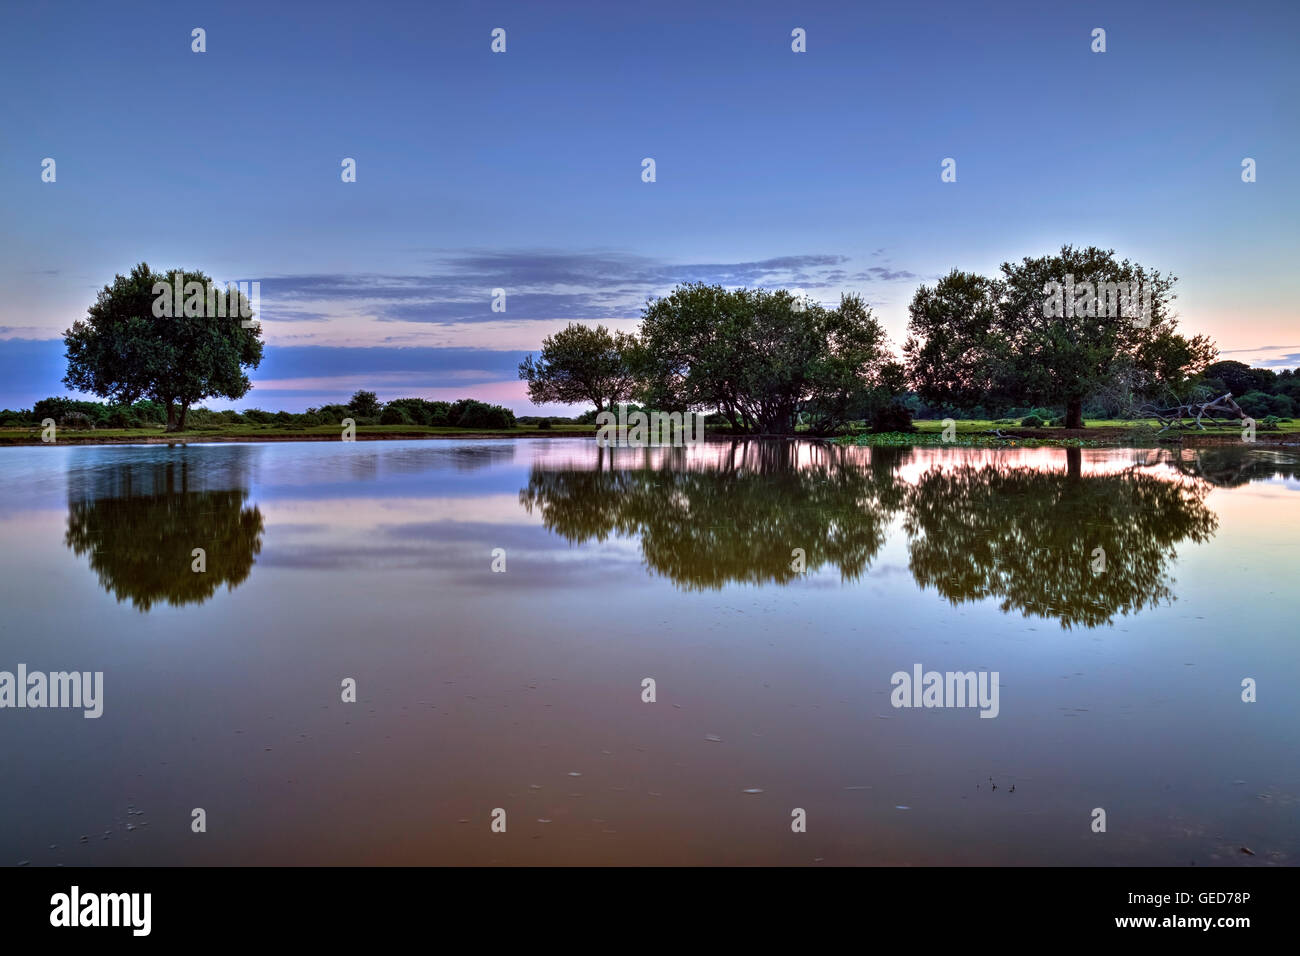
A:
[[257, 250, 913, 326]]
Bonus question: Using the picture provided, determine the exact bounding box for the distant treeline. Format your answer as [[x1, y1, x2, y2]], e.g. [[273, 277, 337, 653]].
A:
[[5, 361, 1295, 432], [897, 360, 1299, 422], [0, 391, 532, 431]]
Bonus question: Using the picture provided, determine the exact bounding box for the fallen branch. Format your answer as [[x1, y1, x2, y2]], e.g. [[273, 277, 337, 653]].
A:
[[1137, 393, 1248, 435]]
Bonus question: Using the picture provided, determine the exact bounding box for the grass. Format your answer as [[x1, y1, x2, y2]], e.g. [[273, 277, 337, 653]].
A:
[[0, 422, 599, 445], [2, 417, 1295, 447], [906, 418, 1300, 436], [841, 431, 1106, 448]]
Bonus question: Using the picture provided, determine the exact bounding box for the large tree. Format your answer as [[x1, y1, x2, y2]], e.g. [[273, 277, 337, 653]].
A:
[[904, 246, 1216, 428], [63, 262, 264, 431], [635, 284, 893, 434], [518, 322, 638, 413]]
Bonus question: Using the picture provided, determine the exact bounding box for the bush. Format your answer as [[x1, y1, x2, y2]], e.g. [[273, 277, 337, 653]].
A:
[[384, 398, 448, 426], [348, 390, 381, 417], [870, 402, 915, 433], [242, 408, 274, 425], [536, 418, 552, 430], [1021, 415, 1044, 428], [379, 405, 412, 425], [63, 411, 95, 430], [449, 399, 516, 429]]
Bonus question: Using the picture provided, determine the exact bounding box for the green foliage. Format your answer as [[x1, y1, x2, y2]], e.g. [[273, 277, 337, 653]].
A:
[[519, 323, 638, 412], [379, 404, 412, 425], [636, 284, 893, 435], [1021, 415, 1044, 428], [448, 399, 515, 429], [348, 390, 381, 417], [62, 262, 263, 431], [1238, 390, 1295, 418], [382, 397, 451, 426], [1203, 360, 1276, 397], [904, 246, 1216, 427], [871, 401, 915, 433]]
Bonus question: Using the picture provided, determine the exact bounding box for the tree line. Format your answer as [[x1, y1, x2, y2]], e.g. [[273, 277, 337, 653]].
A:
[[520, 245, 1262, 432], [0, 392, 519, 431], [23, 251, 1289, 434]]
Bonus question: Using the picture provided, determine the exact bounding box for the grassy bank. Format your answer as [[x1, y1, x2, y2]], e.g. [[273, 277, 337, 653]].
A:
[[2, 417, 1297, 447], [840, 418, 1300, 448], [0, 422, 598, 445]]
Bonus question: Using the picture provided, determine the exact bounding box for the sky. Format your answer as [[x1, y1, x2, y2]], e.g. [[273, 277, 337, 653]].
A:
[[1, 0, 1297, 413]]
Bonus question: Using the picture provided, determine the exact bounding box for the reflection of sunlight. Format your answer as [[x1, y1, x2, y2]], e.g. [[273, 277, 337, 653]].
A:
[[525, 439, 1244, 487]]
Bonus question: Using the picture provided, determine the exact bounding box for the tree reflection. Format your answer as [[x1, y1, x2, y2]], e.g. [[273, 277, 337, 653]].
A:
[[903, 449, 1219, 628], [522, 442, 1221, 627], [1172, 446, 1300, 488], [65, 450, 264, 611], [521, 441, 905, 589]]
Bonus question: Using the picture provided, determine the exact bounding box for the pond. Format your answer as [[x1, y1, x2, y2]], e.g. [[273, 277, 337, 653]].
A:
[[0, 438, 1295, 865]]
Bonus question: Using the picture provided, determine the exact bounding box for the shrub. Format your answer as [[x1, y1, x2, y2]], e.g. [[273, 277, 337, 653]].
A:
[[536, 418, 552, 430], [384, 398, 448, 426], [242, 408, 274, 424], [311, 404, 351, 425], [348, 390, 381, 417], [63, 411, 95, 430], [380, 405, 412, 425], [1021, 415, 1044, 428], [449, 399, 516, 429], [870, 402, 915, 433]]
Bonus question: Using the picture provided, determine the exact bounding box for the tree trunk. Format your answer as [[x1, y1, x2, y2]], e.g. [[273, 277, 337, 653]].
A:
[[1064, 397, 1084, 429], [165, 401, 178, 432], [177, 403, 190, 431]]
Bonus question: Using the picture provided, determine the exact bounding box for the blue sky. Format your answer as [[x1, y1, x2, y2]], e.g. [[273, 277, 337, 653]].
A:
[[2, 0, 1297, 412]]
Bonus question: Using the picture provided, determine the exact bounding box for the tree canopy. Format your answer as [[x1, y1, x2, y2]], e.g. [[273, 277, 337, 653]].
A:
[[904, 246, 1216, 427], [633, 284, 894, 434], [63, 262, 264, 431], [518, 323, 638, 413]]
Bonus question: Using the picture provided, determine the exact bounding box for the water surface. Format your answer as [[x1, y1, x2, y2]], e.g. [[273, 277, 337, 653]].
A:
[[1, 439, 1296, 865]]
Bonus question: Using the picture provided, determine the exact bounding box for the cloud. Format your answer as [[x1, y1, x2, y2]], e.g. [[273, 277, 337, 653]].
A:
[[256, 250, 882, 325], [852, 267, 919, 281]]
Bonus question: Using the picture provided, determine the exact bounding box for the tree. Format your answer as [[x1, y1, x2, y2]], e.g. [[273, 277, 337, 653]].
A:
[[63, 263, 263, 431], [1202, 360, 1276, 397], [518, 323, 638, 413], [635, 284, 893, 434], [904, 246, 1216, 428], [348, 390, 381, 417]]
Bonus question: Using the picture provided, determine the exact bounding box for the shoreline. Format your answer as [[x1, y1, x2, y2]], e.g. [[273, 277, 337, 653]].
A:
[[1, 428, 1296, 449]]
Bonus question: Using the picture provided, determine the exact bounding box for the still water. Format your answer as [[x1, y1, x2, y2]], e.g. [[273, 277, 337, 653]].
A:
[[0, 438, 1296, 865]]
